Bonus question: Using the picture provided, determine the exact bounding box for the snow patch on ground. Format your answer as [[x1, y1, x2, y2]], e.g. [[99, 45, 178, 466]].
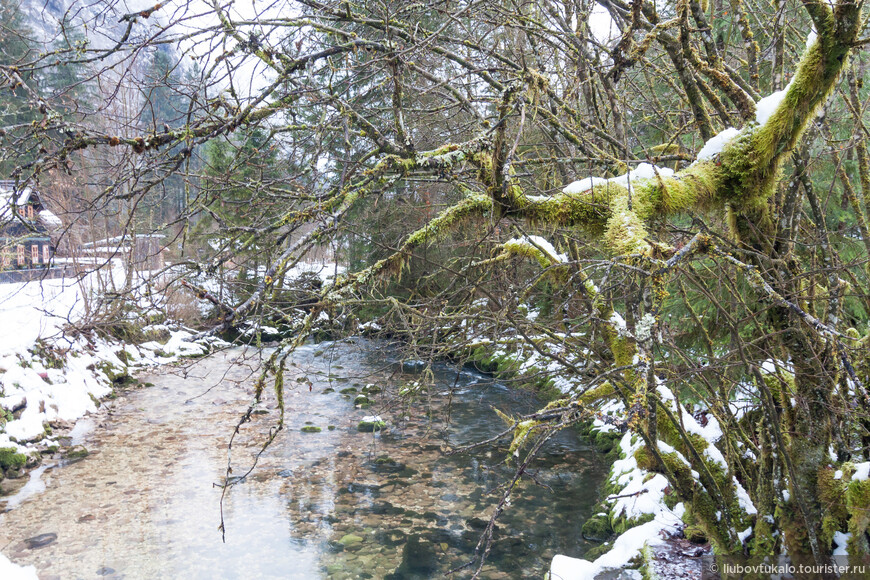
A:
[[0, 552, 38, 580], [550, 511, 683, 579]]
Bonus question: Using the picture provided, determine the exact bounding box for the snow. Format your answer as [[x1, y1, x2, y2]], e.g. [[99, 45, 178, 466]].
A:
[[606, 163, 675, 190], [562, 163, 674, 195], [852, 462, 870, 481], [609, 311, 627, 331], [0, 553, 38, 580], [755, 88, 789, 125], [0, 276, 85, 355], [738, 526, 753, 544], [834, 470, 843, 480], [734, 478, 758, 515], [696, 127, 740, 161], [752, 30, 816, 127], [549, 512, 683, 579], [627, 162, 675, 180], [0, 268, 226, 445], [563, 176, 608, 194], [506, 235, 568, 263], [284, 261, 345, 284], [611, 471, 671, 521], [833, 531, 850, 556], [38, 209, 62, 227]]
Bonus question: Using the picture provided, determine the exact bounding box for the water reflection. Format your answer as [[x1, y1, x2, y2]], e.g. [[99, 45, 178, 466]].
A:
[[0, 340, 606, 579]]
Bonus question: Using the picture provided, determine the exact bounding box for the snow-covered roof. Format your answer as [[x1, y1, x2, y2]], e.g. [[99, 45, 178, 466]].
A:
[[0, 182, 33, 207], [0, 183, 34, 222], [0, 183, 63, 229], [80, 234, 166, 249], [38, 209, 62, 228]]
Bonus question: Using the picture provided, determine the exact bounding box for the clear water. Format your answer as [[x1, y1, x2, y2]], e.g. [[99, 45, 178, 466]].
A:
[[0, 339, 607, 579]]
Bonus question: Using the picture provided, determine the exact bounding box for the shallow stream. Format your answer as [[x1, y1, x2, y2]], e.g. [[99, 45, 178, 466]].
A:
[[0, 339, 607, 579]]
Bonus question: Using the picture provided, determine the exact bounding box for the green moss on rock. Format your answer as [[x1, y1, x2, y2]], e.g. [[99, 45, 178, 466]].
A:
[[0, 447, 26, 470]]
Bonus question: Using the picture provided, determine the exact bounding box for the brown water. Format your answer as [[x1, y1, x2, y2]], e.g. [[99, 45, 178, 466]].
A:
[[0, 339, 607, 579]]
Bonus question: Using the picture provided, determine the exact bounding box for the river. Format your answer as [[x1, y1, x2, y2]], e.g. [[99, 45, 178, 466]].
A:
[[0, 339, 607, 579]]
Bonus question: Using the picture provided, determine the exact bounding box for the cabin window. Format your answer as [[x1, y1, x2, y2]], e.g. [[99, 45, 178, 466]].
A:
[[25, 205, 34, 220], [43, 244, 50, 264], [31, 244, 39, 265], [17, 245, 25, 266], [2, 248, 10, 268]]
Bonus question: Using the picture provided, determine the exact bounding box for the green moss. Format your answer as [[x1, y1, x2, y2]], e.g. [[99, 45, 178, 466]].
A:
[[611, 511, 655, 534], [581, 513, 613, 542], [817, 467, 849, 548], [583, 541, 614, 560], [96, 361, 129, 383], [354, 395, 372, 407], [579, 382, 616, 405], [301, 426, 322, 433], [0, 447, 26, 470], [846, 475, 870, 557], [358, 418, 386, 432]]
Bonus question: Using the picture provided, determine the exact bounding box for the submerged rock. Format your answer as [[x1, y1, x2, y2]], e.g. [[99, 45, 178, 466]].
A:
[[25, 532, 57, 549], [361, 383, 382, 395], [357, 417, 386, 432], [339, 533, 364, 547], [389, 533, 438, 576], [64, 445, 89, 461]]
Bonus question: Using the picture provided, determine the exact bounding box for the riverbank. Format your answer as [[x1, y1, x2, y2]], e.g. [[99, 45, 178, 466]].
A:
[[0, 268, 711, 580], [411, 310, 715, 580], [0, 271, 231, 578], [0, 340, 608, 578]]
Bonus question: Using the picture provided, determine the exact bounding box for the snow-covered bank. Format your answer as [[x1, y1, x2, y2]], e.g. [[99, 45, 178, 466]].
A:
[[548, 430, 688, 579], [436, 300, 714, 579], [0, 273, 224, 452], [0, 271, 228, 577]]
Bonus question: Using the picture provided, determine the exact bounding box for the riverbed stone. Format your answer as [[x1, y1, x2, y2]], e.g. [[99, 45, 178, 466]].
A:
[[301, 426, 322, 433], [361, 383, 382, 394], [338, 533, 364, 547], [64, 445, 89, 460], [392, 533, 438, 575], [25, 532, 58, 549], [357, 418, 386, 432]]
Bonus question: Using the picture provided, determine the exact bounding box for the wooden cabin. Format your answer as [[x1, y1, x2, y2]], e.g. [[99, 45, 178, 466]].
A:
[[0, 180, 62, 271]]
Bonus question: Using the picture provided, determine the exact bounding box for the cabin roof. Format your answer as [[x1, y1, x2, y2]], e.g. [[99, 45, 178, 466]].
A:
[[0, 181, 62, 231]]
